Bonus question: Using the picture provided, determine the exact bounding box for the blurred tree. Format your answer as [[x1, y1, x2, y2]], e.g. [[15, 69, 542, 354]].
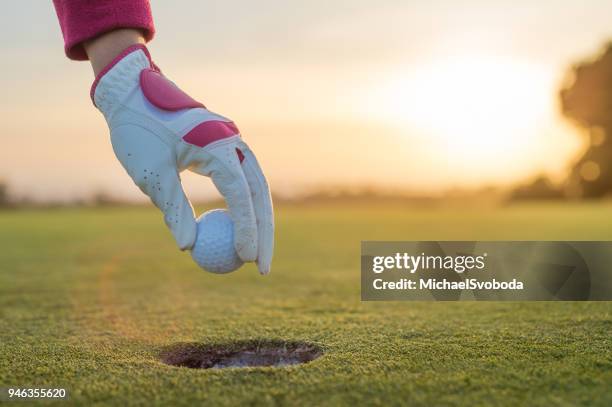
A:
[[509, 176, 563, 201], [91, 190, 123, 207], [560, 42, 612, 198], [0, 180, 8, 207]]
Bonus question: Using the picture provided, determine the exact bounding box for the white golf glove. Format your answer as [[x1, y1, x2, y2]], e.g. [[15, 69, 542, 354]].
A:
[[91, 45, 273, 274]]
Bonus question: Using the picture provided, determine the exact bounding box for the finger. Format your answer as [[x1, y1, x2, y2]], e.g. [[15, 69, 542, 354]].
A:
[[140, 168, 197, 251], [206, 143, 258, 262], [237, 141, 274, 275], [155, 170, 197, 250]]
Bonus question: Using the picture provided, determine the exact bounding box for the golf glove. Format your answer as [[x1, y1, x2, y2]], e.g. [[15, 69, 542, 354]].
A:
[[91, 45, 274, 274]]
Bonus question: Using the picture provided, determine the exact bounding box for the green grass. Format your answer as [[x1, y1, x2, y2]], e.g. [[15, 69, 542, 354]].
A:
[[0, 202, 611, 406]]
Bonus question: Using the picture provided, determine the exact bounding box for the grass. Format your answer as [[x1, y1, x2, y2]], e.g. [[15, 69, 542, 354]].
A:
[[0, 202, 611, 406]]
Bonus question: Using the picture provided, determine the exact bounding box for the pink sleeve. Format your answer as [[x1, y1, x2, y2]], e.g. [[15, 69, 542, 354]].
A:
[[52, 0, 155, 61]]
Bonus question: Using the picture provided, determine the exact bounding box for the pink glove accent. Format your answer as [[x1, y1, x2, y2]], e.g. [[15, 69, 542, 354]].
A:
[[52, 0, 155, 61], [183, 121, 241, 148], [140, 69, 205, 111]]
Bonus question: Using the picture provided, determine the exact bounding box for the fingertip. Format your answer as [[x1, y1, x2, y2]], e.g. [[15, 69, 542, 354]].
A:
[[233, 219, 258, 261], [235, 239, 257, 262], [258, 264, 271, 275], [166, 205, 197, 251], [175, 218, 197, 251]]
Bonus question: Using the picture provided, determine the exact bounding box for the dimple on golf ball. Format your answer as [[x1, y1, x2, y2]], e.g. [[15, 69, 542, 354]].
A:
[[191, 209, 244, 274]]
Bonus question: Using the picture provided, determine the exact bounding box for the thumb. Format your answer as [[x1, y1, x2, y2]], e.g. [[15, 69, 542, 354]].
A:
[[152, 169, 197, 250], [131, 164, 197, 250]]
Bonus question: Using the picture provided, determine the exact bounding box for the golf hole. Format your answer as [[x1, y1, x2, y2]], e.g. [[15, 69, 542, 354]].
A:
[[160, 340, 323, 369]]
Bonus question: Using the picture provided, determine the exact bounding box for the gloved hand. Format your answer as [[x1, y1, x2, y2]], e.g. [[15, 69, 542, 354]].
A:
[[91, 45, 273, 274]]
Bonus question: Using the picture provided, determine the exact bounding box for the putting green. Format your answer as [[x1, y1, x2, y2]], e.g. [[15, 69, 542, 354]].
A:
[[0, 203, 610, 406]]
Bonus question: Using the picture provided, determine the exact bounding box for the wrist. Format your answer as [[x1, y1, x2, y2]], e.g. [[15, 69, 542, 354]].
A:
[[84, 29, 145, 76]]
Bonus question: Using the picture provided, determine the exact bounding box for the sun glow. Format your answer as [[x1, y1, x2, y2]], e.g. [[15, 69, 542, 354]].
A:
[[374, 56, 554, 162]]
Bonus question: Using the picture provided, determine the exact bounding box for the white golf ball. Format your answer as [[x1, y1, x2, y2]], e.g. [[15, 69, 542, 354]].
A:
[[190, 209, 243, 274]]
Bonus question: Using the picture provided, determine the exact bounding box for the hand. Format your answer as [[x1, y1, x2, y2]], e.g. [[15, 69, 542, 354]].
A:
[[91, 45, 273, 274]]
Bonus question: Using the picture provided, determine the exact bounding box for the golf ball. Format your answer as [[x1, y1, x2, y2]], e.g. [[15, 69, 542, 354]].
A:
[[191, 209, 243, 274]]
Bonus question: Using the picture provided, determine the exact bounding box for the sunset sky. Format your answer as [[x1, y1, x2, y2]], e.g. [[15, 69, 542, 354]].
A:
[[2, 0, 612, 201]]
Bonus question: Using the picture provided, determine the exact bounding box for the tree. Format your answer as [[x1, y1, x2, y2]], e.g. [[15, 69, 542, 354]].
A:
[[0, 181, 8, 207], [560, 42, 612, 198], [509, 176, 563, 201]]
